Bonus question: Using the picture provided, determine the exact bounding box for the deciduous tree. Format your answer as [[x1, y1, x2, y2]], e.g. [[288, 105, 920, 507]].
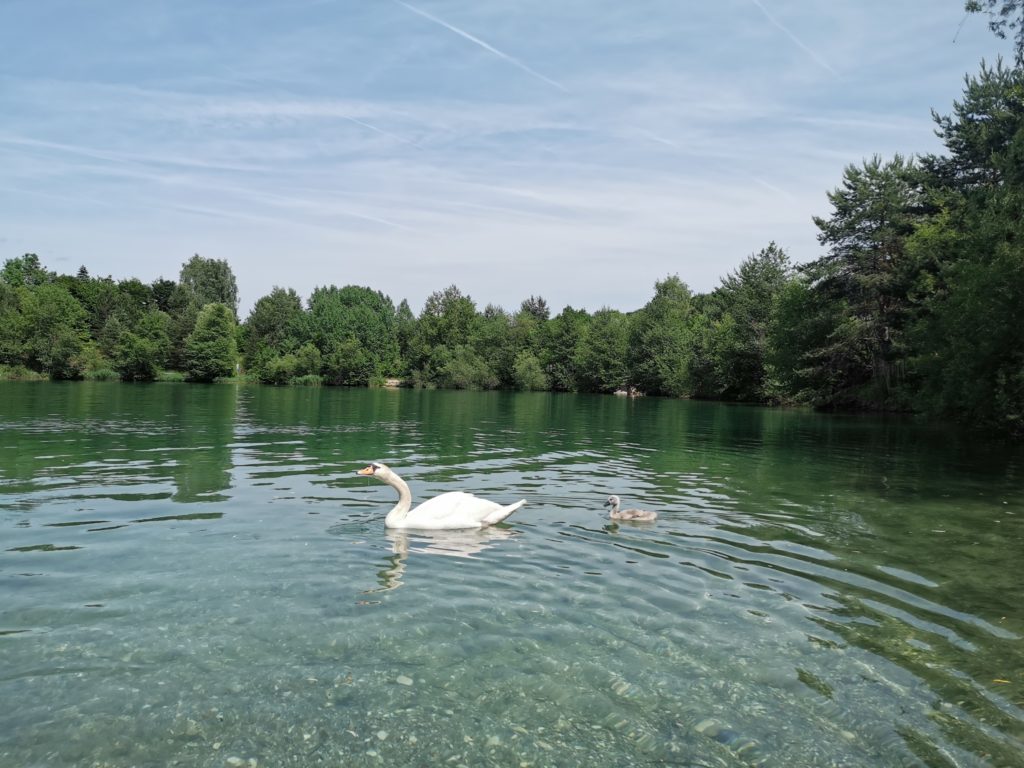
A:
[[629, 275, 695, 397], [575, 308, 630, 393], [179, 254, 239, 317]]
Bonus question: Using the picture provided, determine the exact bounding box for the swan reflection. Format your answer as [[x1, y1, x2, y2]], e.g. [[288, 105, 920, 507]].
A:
[[367, 527, 517, 593]]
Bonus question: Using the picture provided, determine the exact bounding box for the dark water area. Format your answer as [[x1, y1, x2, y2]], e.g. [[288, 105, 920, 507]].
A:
[[1, 382, 1022, 766]]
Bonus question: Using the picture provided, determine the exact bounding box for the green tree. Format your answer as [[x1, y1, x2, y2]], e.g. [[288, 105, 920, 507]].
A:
[[411, 285, 479, 382], [470, 305, 514, 386], [184, 303, 238, 382], [575, 308, 630, 393], [394, 299, 418, 375], [166, 284, 201, 371], [520, 295, 550, 322], [242, 287, 306, 372], [763, 278, 827, 402], [151, 278, 178, 314], [261, 353, 299, 386], [700, 243, 794, 402], [510, 307, 544, 357], [304, 285, 400, 384], [116, 310, 174, 378], [1, 254, 52, 288], [805, 155, 924, 409], [629, 275, 695, 397], [436, 345, 498, 390], [911, 62, 1024, 432], [542, 306, 589, 391], [322, 337, 375, 386], [294, 343, 322, 378], [418, 285, 477, 349], [116, 278, 155, 325], [114, 332, 161, 382], [0, 283, 22, 364], [179, 255, 239, 317], [19, 283, 89, 379], [513, 350, 549, 391], [64, 274, 119, 340]]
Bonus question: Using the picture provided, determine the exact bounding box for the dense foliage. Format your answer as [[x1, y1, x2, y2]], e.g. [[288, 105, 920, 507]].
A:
[[2, 43, 1022, 436], [185, 303, 238, 383]]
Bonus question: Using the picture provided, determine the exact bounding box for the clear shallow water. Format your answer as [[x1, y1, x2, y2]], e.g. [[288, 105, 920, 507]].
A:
[[1, 382, 1022, 768]]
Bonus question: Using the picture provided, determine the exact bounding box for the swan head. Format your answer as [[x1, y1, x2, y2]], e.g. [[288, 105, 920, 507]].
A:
[[604, 495, 620, 508], [357, 462, 393, 481]]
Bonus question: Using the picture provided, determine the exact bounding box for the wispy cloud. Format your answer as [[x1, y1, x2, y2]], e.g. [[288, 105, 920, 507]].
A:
[[0, 133, 269, 174], [0, 0, 1007, 314], [392, 0, 567, 92], [747, 0, 838, 76]]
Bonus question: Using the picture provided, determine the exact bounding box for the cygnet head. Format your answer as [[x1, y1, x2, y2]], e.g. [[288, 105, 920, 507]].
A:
[[604, 495, 620, 509]]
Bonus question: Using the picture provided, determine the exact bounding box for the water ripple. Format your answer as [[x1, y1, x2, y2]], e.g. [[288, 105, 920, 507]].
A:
[[0, 384, 1021, 766]]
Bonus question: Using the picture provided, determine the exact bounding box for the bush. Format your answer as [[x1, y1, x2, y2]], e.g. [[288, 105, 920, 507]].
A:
[[294, 343, 322, 377], [513, 351, 549, 391], [114, 332, 161, 382], [0, 364, 46, 381], [437, 345, 498, 389], [72, 342, 117, 382], [322, 338, 375, 386], [262, 354, 298, 385], [43, 329, 87, 380], [84, 368, 119, 381]]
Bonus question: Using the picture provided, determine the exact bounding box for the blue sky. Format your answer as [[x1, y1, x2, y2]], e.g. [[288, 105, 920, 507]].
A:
[[0, 1, 1011, 315]]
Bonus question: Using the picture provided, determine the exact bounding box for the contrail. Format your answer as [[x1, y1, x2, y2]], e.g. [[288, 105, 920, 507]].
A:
[[752, 176, 796, 200], [344, 116, 422, 148], [747, 0, 838, 76], [393, 0, 567, 92]]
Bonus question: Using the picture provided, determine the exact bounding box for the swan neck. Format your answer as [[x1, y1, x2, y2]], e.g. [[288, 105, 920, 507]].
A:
[[383, 472, 413, 526]]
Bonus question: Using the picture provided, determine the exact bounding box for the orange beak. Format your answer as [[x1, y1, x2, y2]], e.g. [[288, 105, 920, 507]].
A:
[[357, 465, 375, 476]]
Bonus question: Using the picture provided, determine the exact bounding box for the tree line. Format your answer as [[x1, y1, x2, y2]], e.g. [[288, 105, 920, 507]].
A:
[[1, 25, 1022, 435]]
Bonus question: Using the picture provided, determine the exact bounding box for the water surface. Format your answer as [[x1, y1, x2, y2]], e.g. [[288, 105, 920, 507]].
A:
[[1, 382, 1022, 766]]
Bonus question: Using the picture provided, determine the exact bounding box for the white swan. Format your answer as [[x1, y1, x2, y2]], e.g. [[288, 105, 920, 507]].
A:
[[605, 494, 658, 522], [357, 462, 526, 530]]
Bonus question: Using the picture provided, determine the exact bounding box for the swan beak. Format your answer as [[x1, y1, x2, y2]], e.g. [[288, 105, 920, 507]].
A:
[[357, 466, 375, 476]]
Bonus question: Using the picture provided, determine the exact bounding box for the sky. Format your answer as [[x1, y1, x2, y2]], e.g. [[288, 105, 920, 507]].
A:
[[0, 1, 1013, 316]]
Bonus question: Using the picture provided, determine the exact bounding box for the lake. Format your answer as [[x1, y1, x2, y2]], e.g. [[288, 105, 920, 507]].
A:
[[1, 382, 1022, 767]]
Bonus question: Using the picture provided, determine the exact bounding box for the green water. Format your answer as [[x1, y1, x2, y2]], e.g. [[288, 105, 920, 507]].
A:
[[1, 382, 1022, 767]]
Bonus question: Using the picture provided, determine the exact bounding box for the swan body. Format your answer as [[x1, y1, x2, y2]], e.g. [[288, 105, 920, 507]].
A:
[[605, 494, 657, 522], [358, 463, 525, 530]]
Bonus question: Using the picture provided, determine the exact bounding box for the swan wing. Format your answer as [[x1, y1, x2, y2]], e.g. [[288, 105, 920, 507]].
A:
[[404, 492, 518, 530]]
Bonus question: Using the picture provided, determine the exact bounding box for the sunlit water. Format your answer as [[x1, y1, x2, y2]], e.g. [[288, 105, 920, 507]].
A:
[[1, 382, 1022, 767]]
